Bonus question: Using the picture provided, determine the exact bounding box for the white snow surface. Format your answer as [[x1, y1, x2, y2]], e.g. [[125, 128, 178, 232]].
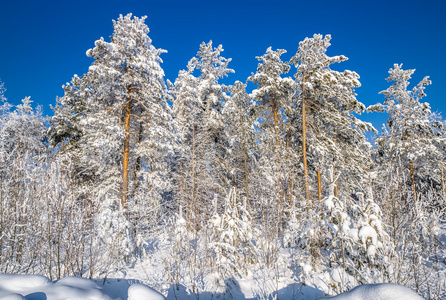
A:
[[0, 274, 165, 300], [323, 283, 424, 300], [128, 284, 165, 300], [0, 274, 424, 300]]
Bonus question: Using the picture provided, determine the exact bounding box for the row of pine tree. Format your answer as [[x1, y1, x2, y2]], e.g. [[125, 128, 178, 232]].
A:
[[0, 14, 445, 298]]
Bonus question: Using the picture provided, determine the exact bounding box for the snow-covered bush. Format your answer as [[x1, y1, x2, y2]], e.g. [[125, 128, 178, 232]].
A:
[[164, 210, 194, 291], [208, 187, 258, 279]]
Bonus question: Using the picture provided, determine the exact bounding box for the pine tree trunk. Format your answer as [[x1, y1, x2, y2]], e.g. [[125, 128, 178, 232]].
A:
[[335, 180, 338, 198], [122, 99, 131, 211], [317, 170, 322, 201]]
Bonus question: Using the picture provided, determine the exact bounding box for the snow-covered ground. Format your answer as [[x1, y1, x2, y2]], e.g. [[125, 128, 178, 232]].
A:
[[0, 274, 165, 300], [0, 274, 425, 300], [322, 283, 424, 300]]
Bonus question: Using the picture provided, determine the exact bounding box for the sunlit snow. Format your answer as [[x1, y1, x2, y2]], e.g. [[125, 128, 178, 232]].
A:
[[323, 283, 424, 300], [0, 275, 165, 300], [0, 274, 426, 300]]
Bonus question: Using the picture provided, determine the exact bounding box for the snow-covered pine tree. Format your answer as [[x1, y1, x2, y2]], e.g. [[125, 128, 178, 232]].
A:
[[49, 14, 172, 269], [369, 64, 444, 200], [171, 41, 234, 231], [368, 64, 445, 294], [290, 34, 375, 203], [47, 74, 96, 206], [282, 35, 375, 283], [0, 97, 45, 158], [0, 97, 47, 273], [48, 75, 86, 151], [169, 66, 198, 228], [248, 47, 294, 238], [85, 12, 171, 213], [88, 13, 172, 262], [223, 81, 258, 214]]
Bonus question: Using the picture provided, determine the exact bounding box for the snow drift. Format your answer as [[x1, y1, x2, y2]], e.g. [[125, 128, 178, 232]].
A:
[[324, 283, 424, 300], [0, 274, 425, 300], [0, 274, 165, 300]]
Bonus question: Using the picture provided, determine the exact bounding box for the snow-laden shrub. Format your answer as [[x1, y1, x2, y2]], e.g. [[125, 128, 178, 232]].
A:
[[208, 187, 258, 278], [284, 168, 390, 294], [322, 189, 390, 289], [164, 211, 194, 290]]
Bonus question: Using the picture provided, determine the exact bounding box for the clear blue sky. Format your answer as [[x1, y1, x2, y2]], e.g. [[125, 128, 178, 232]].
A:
[[0, 0, 445, 132]]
